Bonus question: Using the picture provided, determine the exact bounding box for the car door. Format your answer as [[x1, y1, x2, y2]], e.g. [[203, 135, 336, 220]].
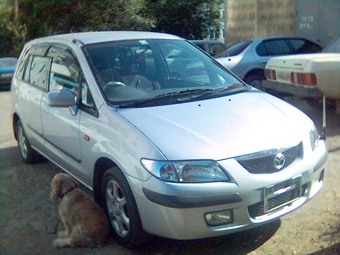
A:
[[16, 44, 51, 152], [40, 44, 83, 175], [254, 39, 293, 68]]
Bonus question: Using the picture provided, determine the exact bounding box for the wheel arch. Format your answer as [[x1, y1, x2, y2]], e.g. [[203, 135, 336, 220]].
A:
[[93, 157, 118, 204], [12, 113, 20, 141], [244, 68, 265, 81]]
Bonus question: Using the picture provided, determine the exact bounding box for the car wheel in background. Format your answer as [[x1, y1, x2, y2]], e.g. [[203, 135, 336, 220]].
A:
[[101, 166, 149, 247], [244, 74, 265, 90]]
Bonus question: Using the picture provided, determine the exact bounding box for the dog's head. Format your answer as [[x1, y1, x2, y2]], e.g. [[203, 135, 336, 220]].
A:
[[50, 173, 79, 202]]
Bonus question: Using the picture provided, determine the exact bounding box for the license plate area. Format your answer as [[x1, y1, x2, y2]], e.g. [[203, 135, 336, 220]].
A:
[[276, 71, 291, 82], [264, 175, 301, 213]]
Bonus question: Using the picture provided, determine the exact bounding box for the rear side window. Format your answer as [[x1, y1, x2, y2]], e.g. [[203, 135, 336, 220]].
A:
[[16, 43, 51, 81], [256, 39, 291, 56], [287, 39, 322, 53], [21, 54, 51, 90], [24, 56, 51, 90]]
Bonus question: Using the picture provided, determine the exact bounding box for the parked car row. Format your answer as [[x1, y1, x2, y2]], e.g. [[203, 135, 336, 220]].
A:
[[11, 31, 327, 247], [215, 36, 322, 87]]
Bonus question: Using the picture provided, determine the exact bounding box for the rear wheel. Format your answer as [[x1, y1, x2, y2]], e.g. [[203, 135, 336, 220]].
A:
[[101, 167, 148, 247], [16, 120, 41, 164]]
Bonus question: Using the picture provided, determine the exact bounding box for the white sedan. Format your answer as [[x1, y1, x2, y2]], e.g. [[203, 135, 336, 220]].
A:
[[262, 37, 340, 101]]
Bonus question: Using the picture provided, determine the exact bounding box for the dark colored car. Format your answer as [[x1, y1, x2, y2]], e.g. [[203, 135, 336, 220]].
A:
[[215, 36, 322, 87], [0, 57, 18, 90]]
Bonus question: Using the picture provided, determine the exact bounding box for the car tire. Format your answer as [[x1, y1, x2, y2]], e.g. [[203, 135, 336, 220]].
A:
[[244, 74, 265, 90], [16, 120, 42, 164], [101, 166, 149, 247]]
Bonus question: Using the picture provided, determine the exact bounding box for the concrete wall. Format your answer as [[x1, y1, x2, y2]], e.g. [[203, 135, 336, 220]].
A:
[[225, 0, 340, 47], [226, 0, 295, 46]]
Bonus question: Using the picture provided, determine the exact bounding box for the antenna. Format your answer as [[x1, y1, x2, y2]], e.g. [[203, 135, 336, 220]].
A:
[[321, 95, 326, 140]]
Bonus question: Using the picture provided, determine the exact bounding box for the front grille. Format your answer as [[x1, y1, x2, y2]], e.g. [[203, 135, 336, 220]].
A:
[[237, 143, 303, 174]]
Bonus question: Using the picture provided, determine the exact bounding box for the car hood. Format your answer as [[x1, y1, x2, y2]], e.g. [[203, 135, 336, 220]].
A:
[[266, 53, 340, 70], [117, 90, 312, 160]]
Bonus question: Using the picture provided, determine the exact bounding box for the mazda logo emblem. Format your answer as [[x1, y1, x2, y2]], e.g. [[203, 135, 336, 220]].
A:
[[274, 152, 285, 170]]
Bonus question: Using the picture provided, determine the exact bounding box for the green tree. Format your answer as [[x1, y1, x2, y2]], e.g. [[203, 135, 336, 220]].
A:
[[0, 0, 223, 56], [19, 0, 152, 40], [142, 0, 223, 39], [0, 0, 26, 56]]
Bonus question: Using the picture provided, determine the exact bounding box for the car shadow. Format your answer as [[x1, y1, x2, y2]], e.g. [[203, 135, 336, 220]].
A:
[[307, 243, 340, 255], [135, 220, 281, 255], [0, 146, 22, 169], [307, 221, 340, 255]]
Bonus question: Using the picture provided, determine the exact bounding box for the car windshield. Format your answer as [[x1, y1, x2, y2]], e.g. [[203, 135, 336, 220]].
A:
[[83, 39, 248, 107]]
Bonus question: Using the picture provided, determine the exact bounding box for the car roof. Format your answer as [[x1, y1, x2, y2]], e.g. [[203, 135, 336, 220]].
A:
[[27, 31, 183, 46], [190, 40, 225, 44], [249, 35, 317, 43]]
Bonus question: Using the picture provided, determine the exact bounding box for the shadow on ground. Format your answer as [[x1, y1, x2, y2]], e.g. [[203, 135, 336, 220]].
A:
[[0, 146, 282, 255]]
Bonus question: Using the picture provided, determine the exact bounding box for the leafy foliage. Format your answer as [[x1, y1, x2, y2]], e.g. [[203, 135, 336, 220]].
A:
[[142, 0, 223, 39], [0, 0, 222, 57]]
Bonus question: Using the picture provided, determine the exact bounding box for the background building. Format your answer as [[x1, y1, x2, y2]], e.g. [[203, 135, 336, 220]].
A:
[[224, 0, 340, 47]]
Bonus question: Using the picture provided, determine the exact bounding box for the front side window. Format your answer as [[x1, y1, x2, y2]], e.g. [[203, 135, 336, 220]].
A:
[[84, 39, 247, 107], [47, 45, 82, 96]]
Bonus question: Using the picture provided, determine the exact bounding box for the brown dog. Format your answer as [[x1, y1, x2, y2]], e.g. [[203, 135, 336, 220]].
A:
[[50, 173, 110, 248]]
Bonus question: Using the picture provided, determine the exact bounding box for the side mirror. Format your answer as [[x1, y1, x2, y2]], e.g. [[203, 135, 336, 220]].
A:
[[47, 90, 76, 107], [47, 90, 78, 116]]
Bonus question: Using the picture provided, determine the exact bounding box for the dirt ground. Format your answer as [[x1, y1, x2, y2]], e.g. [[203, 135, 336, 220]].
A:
[[1, 90, 340, 255]]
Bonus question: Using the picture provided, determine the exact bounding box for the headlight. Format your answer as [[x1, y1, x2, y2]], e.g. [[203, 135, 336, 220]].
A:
[[141, 159, 230, 183], [309, 125, 320, 151]]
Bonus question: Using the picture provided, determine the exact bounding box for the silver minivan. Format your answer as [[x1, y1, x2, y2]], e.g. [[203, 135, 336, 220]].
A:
[[11, 32, 327, 247]]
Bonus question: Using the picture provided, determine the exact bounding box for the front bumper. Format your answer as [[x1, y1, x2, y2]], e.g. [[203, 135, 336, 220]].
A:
[[262, 80, 323, 98], [132, 141, 328, 240]]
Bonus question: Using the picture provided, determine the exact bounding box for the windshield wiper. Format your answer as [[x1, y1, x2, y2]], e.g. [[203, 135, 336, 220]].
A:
[[175, 88, 214, 102], [118, 88, 214, 107], [217, 82, 245, 92]]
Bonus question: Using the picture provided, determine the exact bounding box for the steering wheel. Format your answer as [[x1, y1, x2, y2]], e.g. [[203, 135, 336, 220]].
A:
[[107, 81, 126, 87], [103, 81, 126, 93]]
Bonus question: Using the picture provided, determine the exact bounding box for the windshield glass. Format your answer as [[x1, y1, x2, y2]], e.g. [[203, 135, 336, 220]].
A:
[[84, 39, 247, 107]]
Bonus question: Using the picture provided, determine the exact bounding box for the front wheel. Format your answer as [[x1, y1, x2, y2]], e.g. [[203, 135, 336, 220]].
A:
[[101, 167, 148, 247]]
